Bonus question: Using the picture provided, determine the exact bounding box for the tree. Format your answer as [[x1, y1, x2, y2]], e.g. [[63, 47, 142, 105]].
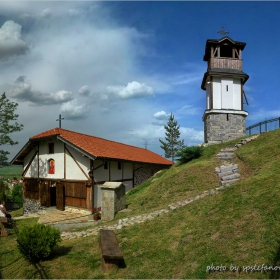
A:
[[159, 113, 184, 162], [0, 92, 23, 167], [176, 145, 204, 164]]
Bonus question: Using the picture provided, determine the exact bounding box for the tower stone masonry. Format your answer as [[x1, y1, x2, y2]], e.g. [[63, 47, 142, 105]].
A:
[[201, 36, 249, 144]]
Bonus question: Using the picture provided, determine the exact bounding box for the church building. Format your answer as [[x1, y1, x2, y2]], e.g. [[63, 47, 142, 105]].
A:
[[201, 35, 249, 143], [11, 128, 173, 211]]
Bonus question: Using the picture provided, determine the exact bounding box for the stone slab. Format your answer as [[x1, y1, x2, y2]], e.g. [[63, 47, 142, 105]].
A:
[[217, 170, 236, 178], [221, 173, 240, 181], [219, 164, 238, 173], [221, 178, 240, 186]]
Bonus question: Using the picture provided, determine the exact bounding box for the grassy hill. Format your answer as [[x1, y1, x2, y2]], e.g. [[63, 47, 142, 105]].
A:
[[2, 129, 280, 279]]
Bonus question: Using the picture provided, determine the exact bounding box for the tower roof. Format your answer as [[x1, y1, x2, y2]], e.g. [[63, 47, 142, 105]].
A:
[[203, 36, 247, 61]]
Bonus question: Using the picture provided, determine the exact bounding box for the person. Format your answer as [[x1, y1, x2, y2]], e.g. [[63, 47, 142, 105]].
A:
[[0, 201, 12, 223]]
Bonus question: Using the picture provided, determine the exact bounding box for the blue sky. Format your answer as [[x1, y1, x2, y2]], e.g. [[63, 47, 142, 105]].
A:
[[1, 1, 280, 160]]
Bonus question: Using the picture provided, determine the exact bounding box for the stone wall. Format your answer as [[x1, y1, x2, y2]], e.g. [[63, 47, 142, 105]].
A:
[[204, 113, 246, 143], [134, 164, 165, 187], [99, 182, 126, 221], [23, 197, 43, 215]]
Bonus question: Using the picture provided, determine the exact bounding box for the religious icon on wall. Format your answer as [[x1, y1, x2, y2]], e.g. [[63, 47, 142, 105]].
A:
[[49, 159, 55, 174]]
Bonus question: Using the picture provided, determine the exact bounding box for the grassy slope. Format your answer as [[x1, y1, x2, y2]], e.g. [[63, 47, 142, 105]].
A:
[[2, 130, 280, 278]]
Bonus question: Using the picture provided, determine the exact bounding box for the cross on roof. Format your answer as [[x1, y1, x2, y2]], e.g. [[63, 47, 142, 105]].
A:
[[56, 114, 64, 128], [217, 26, 229, 36]]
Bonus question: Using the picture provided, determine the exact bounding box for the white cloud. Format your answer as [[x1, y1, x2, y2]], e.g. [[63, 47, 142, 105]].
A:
[[8, 76, 74, 105], [60, 99, 90, 120], [153, 110, 169, 120], [107, 81, 154, 99], [78, 85, 90, 97], [180, 127, 204, 144], [0, 20, 29, 61], [40, 9, 51, 18]]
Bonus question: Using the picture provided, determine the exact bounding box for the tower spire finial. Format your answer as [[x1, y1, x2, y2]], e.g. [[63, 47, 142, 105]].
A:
[[217, 26, 229, 36]]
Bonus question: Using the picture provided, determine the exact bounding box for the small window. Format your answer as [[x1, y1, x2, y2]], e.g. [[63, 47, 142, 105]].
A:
[[118, 162, 122, 170], [48, 143, 54, 154], [104, 161, 108, 170], [226, 85, 228, 91]]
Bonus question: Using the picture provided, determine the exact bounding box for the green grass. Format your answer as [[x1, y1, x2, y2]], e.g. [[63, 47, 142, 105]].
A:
[[0, 166, 22, 179], [2, 131, 280, 278]]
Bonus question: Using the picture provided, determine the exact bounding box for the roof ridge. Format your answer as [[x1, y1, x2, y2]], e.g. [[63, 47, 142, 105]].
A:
[[31, 127, 159, 155], [60, 128, 157, 154]]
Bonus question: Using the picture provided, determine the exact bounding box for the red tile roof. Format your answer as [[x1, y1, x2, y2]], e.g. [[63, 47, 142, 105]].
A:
[[30, 128, 173, 165]]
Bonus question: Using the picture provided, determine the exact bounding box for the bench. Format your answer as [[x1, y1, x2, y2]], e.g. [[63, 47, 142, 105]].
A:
[[0, 217, 9, 237], [99, 229, 124, 273]]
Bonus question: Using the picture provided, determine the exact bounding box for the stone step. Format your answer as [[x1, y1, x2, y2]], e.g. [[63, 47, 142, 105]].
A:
[[221, 173, 240, 181], [216, 155, 234, 160], [221, 178, 240, 186], [216, 153, 234, 158], [218, 164, 238, 173], [217, 170, 238, 178], [220, 147, 237, 152]]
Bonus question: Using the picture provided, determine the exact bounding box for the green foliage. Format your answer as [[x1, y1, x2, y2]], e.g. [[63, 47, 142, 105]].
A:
[[12, 183, 23, 202], [0, 180, 6, 201], [17, 223, 61, 262], [0, 92, 23, 167], [159, 113, 184, 162], [176, 145, 204, 163]]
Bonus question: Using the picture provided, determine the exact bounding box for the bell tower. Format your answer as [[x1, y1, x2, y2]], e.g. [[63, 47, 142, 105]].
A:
[[202, 35, 249, 144]]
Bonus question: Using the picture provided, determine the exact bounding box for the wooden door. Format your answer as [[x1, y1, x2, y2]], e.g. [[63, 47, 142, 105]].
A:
[[39, 182, 50, 207], [56, 183, 65, 211]]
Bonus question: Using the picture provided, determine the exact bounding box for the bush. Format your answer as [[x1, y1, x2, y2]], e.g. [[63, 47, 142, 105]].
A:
[[176, 146, 204, 163], [12, 183, 23, 202], [0, 181, 6, 201], [17, 223, 61, 262]]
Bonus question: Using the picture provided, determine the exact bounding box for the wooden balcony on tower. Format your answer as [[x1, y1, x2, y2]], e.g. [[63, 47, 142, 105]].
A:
[[208, 57, 243, 71]]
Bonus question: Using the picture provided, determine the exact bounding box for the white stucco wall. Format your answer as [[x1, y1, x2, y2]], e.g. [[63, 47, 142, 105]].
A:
[[24, 140, 64, 178], [212, 77, 242, 110], [110, 161, 122, 180], [93, 160, 109, 182], [233, 78, 242, 110], [24, 140, 90, 180], [221, 77, 233, 109], [212, 77, 221, 109], [65, 145, 90, 180], [24, 150, 38, 178]]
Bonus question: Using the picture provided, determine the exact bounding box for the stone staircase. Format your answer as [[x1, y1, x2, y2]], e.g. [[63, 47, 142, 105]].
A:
[[215, 135, 259, 186]]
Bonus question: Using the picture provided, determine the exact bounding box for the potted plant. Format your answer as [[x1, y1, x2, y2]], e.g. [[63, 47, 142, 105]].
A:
[[92, 208, 101, 220]]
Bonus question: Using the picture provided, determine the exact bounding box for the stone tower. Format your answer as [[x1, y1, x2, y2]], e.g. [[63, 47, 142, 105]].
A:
[[201, 36, 249, 144]]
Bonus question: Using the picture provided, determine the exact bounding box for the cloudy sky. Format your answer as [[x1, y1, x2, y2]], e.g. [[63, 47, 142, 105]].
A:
[[1, 1, 280, 160]]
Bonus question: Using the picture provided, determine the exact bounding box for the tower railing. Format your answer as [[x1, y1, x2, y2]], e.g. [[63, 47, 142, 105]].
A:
[[246, 117, 280, 135], [208, 57, 242, 71]]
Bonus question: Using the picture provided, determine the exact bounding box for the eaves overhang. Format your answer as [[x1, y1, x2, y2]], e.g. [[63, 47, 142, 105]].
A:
[[10, 141, 37, 165], [201, 69, 249, 90]]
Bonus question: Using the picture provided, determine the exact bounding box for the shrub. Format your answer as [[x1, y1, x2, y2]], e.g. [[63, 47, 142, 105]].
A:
[[12, 183, 23, 202], [176, 146, 204, 164], [17, 223, 61, 262]]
